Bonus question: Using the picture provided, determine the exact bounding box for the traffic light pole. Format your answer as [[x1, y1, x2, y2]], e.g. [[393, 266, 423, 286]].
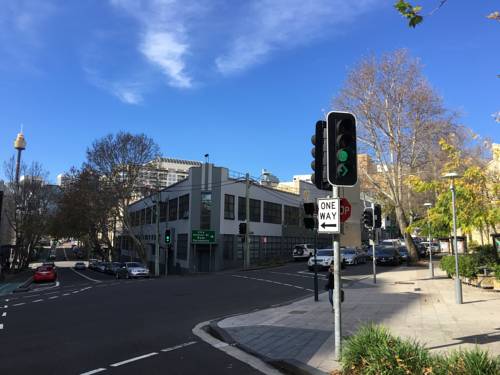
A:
[[313, 231, 318, 302], [155, 190, 160, 277], [332, 185, 342, 361], [371, 203, 376, 284], [244, 173, 250, 269]]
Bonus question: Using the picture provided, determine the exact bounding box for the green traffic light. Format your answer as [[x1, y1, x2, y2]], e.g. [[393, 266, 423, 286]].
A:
[[338, 149, 348, 162]]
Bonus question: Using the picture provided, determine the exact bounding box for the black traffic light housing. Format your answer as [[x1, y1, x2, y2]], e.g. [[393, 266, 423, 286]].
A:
[[363, 208, 373, 229], [311, 120, 329, 190], [165, 229, 171, 244], [373, 204, 382, 228], [327, 111, 357, 186], [239, 223, 247, 235], [303, 202, 317, 230]]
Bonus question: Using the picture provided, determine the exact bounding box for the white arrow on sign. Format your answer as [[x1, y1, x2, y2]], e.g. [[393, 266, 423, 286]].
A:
[[317, 198, 340, 234]]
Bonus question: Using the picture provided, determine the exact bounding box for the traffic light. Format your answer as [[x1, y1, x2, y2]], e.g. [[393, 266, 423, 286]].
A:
[[164, 229, 171, 244], [239, 223, 247, 235], [327, 111, 357, 186], [311, 120, 329, 190], [373, 204, 382, 228], [303, 202, 317, 230], [363, 208, 373, 229]]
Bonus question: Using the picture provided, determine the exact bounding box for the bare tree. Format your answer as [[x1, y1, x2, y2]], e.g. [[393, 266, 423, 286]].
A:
[[334, 50, 458, 261], [3, 158, 55, 270], [85, 132, 160, 263]]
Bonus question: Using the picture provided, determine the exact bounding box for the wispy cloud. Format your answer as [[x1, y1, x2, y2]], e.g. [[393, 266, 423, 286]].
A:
[[215, 0, 378, 75], [110, 0, 205, 89]]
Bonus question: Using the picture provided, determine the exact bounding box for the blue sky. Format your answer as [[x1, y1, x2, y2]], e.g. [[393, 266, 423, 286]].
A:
[[0, 0, 498, 183]]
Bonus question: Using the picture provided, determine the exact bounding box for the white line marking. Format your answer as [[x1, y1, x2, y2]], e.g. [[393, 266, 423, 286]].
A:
[[3, 305, 7, 308], [80, 286, 92, 291], [161, 341, 197, 352], [33, 299, 43, 303], [231, 275, 310, 292], [80, 368, 106, 375], [2, 312, 6, 317], [63, 293, 70, 296], [271, 271, 327, 280], [45, 291, 59, 295], [13, 302, 25, 306], [0, 324, 3, 330], [110, 352, 158, 367], [5, 299, 9, 302], [72, 291, 79, 294], [70, 268, 102, 283], [48, 296, 59, 300]]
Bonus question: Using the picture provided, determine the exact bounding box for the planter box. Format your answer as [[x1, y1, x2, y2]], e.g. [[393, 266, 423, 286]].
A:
[[494, 279, 500, 291], [477, 275, 494, 289]]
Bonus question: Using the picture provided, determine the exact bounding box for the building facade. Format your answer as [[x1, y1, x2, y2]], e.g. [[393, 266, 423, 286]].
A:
[[138, 157, 202, 190], [119, 164, 362, 273]]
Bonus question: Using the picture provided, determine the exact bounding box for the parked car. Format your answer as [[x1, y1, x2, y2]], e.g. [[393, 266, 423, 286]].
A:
[[307, 249, 346, 271], [115, 262, 150, 279], [42, 261, 56, 269], [397, 246, 410, 262], [74, 262, 86, 270], [95, 262, 108, 273], [105, 262, 122, 275], [375, 247, 401, 266], [341, 248, 366, 265], [34, 266, 57, 283], [292, 244, 315, 261], [420, 242, 440, 254]]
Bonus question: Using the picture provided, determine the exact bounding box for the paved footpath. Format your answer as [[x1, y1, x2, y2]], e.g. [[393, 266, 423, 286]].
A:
[[216, 265, 500, 374]]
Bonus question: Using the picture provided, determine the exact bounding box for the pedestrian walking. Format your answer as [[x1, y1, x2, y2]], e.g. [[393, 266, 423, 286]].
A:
[[325, 264, 335, 306]]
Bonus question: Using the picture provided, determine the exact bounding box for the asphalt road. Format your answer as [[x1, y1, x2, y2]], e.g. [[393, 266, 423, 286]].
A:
[[0, 259, 399, 375]]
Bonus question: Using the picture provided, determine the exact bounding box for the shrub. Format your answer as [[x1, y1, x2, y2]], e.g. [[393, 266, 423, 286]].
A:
[[341, 324, 433, 375], [439, 255, 479, 278], [341, 325, 500, 375], [439, 256, 455, 277], [470, 245, 498, 265], [492, 263, 500, 281]]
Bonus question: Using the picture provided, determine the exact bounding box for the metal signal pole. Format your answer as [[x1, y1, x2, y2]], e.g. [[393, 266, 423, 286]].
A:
[[332, 185, 342, 361]]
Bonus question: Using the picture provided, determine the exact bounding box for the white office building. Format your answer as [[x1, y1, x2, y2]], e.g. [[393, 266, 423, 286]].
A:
[[119, 163, 362, 273]]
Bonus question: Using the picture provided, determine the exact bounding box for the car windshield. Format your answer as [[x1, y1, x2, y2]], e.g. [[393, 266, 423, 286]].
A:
[[294, 246, 304, 250], [317, 250, 333, 257], [376, 248, 394, 256], [341, 249, 356, 255], [127, 262, 143, 268]]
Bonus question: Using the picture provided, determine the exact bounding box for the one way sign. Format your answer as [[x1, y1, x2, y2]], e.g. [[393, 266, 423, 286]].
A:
[[317, 198, 340, 234]]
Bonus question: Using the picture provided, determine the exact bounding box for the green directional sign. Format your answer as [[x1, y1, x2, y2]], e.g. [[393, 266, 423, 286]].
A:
[[192, 230, 216, 244]]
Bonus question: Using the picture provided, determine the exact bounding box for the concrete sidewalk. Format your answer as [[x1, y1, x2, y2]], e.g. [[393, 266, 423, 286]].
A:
[[215, 266, 500, 374]]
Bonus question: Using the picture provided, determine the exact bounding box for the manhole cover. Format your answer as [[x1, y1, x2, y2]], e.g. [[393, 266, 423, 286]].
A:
[[289, 310, 307, 315]]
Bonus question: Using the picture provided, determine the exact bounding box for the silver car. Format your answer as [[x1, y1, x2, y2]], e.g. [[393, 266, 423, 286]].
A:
[[341, 248, 366, 265], [116, 262, 150, 279]]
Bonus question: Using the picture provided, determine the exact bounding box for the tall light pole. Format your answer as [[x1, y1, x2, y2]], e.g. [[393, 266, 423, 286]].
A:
[[424, 202, 433, 278], [443, 172, 463, 304]]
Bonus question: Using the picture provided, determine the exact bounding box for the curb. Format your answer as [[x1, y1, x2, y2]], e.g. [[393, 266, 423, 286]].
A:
[[13, 275, 33, 293], [208, 322, 328, 375]]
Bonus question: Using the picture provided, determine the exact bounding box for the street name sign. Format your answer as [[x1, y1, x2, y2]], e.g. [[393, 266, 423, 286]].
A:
[[192, 230, 216, 244], [317, 198, 340, 233]]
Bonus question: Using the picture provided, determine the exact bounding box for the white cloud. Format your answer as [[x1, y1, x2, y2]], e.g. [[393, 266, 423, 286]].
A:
[[216, 0, 378, 75], [111, 0, 200, 89]]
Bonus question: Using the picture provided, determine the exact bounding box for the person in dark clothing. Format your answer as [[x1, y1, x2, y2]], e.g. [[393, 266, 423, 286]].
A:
[[326, 264, 335, 306]]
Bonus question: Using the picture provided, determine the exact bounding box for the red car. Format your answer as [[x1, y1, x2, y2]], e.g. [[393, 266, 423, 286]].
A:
[[34, 266, 57, 283]]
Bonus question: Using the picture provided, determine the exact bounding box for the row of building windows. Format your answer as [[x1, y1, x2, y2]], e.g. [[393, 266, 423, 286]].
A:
[[130, 194, 190, 226], [224, 194, 299, 225]]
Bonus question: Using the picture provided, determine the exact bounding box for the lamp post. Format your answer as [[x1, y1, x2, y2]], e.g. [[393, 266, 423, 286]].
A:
[[424, 202, 433, 278], [443, 172, 463, 304]]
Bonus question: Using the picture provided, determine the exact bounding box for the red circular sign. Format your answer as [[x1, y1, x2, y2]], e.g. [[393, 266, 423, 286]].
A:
[[340, 198, 351, 223]]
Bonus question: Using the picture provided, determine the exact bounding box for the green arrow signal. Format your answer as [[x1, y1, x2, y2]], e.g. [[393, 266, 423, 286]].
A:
[[338, 164, 348, 177]]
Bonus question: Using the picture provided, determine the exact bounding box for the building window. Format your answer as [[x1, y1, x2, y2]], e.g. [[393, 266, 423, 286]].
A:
[[263, 201, 282, 224], [250, 199, 261, 222], [224, 194, 235, 220], [160, 201, 168, 222], [177, 233, 188, 260], [169, 198, 178, 221], [284, 205, 300, 226], [238, 197, 260, 222], [140, 208, 146, 225], [145, 207, 152, 224], [238, 197, 246, 221], [179, 194, 189, 219], [201, 192, 212, 229]]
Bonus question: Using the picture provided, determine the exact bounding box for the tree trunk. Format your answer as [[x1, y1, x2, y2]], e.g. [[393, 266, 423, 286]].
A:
[[394, 203, 418, 262]]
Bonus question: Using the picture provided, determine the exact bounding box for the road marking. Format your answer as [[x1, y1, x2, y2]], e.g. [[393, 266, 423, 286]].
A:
[[33, 299, 43, 303], [63, 293, 70, 296], [80, 368, 106, 375], [80, 286, 92, 291], [161, 341, 197, 352], [272, 271, 327, 279], [70, 268, 102, 283], [3, 305, 7, 308], [0, 324, 3, 330], [231, 275, 313, 292], [48, 296, 59, 300], [110, 352, 158, 367], [72, 291, 80, 294], [2, 312, 6, 317], [5, 299, 9, 302], [13, 302, 25, 306]]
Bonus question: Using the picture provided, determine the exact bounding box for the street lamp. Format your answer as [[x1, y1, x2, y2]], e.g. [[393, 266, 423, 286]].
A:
[[424, 202, 433, 278], [443, 172, 463, 304]]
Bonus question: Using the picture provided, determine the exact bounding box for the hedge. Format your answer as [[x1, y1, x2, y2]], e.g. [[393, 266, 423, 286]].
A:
[[341, 324, 500, 375]]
